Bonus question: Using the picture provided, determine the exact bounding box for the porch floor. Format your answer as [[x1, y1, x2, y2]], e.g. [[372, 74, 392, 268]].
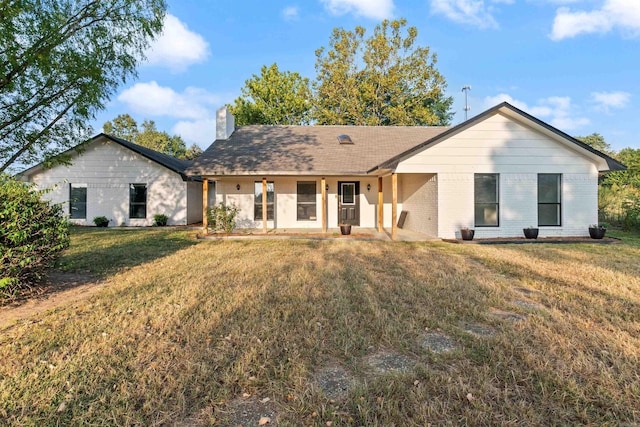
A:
[[201, 227, 438, 242]]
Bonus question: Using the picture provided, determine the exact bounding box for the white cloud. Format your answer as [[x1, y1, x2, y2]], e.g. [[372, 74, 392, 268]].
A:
[[172, 119, 217, 148], [145, 14, 210, 73], [484, 93, 590, 130], [118, 81, 219, 120], [551, 0, 640, 40], [591, 91, 631, 112], [282, 6, 299, 20], [320, 0, 394, 19], [430, 0, 511, 29]]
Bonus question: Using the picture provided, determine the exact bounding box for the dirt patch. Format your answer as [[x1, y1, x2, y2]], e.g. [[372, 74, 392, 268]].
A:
[[221, 396, 279, 426], [513, 299, 545, 311], [363, 350, 414, 375], [312, 364, 355, 401], [488, 308, 527, 322], [460, 322, 497, 338], [0, 271, 104, 330], [419, 332, 458, 353]]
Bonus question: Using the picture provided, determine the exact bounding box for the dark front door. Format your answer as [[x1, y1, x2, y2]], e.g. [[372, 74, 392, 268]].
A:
[[338, 181, 360, 226]]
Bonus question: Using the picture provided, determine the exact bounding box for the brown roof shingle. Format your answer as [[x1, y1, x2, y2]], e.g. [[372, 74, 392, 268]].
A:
[[187, 125, 449, 176]]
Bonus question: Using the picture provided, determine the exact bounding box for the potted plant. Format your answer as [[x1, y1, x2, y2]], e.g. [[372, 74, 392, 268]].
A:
[[588, 224, 607, 239], [93, 216, 109, 227], [339, 224, 352, 235], [153, 213, 168, 227], [523, 226, 539, 239], [460, 227, 474, 241]]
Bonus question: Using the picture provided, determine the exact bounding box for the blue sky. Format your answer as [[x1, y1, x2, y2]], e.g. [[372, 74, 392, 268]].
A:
[[94, 0, 640, 152]]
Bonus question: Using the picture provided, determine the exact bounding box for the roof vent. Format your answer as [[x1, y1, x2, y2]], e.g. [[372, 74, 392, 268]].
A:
[[338, 134, 353, 144]]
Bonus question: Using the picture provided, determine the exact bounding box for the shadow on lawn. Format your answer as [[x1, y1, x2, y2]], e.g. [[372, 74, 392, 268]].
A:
[[56, 228, 200, 279]]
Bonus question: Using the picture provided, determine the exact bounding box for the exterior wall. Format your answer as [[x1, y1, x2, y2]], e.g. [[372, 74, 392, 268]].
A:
[[399, 174, 437, 237], [186, 181, 204, 224], [213, 176, 383, 230], [25, 139, 194, 226], [396, 112, 599, 238]]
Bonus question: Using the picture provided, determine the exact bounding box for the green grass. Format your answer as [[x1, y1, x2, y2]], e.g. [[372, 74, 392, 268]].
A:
[[1, 229, 639, 425]]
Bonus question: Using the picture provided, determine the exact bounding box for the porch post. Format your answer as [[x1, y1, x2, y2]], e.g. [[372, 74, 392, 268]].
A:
[[377, 176, 383, 233], [202, 178, 208, 235], [321, 177, 327, 233], [391, 173, 398, 241], [262, 177, 268, 234]]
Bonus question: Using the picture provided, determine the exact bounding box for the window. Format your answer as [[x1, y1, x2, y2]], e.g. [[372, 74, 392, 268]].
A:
[[254, 181, 274, 221], [69, 184, 87, 219], [297, 181, 317, 221], [474, 174, 499, 227], [538, 174, 561, 226], [129, 184, 147, 219]]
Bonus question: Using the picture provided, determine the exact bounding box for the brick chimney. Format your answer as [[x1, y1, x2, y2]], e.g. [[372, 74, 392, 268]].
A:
[[216, 106, 235, 140]]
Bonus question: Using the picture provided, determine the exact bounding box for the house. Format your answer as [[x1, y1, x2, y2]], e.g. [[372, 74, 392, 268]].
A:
[[19, 134, 203, 227], [187, 103, 625, 239]]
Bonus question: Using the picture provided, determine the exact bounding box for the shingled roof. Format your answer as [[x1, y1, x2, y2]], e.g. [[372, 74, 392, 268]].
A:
[[187, 125, 450, 176]]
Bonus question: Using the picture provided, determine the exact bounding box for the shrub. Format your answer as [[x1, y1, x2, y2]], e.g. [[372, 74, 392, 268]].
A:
[[0, 175, 70, 295], [206, 203, 239, 234], [153, 214, 169, 227], [93, 216, 109, 227]]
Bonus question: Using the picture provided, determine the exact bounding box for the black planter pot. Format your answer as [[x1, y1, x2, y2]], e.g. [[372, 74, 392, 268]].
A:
[[460, 229, 474, 241], [523, 228, 539, 239], [589, 227, 606, 239], [340, 225, 352, 235]]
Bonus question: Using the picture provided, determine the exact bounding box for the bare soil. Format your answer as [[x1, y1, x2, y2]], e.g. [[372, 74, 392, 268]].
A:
[[0, 271, 104, 330]]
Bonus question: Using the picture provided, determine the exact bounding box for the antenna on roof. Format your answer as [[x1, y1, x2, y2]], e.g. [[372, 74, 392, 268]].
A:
[[462, 85, 471, 121]]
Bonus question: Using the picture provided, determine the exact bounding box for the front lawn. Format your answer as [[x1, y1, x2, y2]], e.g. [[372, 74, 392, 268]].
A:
[[1, 229, 639, 425]]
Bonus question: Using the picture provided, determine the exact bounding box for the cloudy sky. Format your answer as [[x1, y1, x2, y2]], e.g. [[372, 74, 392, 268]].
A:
[[95, 0, 640, 151]]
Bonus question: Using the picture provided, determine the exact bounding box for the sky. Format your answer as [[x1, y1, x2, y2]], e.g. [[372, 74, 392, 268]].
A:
[[93, 0, 640, 152]]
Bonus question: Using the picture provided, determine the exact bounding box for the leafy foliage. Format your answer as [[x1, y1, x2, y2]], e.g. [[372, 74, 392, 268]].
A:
[[0, 175, 70, 294], [0, 0, 167, 173], [103, 115, 202, 160], [153, 213, 169, 226], [206, 203, 239, 234], [313, 19, 453, 126], [576, 133, 612, 155], [228, 63, 312, 125], [93, 216, 109, 227]]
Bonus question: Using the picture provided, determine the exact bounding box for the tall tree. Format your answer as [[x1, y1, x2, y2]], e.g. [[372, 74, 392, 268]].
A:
[[228, 63, 312, 125], [103, 115, 200, 160], [576, 133, 612, 155], [313, 19, 453, 126], [104, 114, 139, 143], [0, 0, 166, 172]]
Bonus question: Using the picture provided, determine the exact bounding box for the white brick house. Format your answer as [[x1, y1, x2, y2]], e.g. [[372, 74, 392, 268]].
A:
[[187, 103, 625, 239], [20, 134, 203, 227]]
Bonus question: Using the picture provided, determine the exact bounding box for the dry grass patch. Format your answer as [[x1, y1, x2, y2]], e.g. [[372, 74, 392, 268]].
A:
[[0, 229, 639, 425]]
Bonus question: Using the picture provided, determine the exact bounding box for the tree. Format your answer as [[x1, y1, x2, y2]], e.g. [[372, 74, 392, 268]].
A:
[[228, 63, 312, 125], [313, 19, 453, 126], [0, 0, 166, 173], [104, 114, 139, 143], [103, 115, 199, 160], [576, 133, 612, 155]]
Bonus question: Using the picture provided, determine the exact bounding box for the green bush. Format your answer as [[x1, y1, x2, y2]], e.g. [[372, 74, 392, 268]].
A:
[[206, 203, 239, 234], [153, 213, 169, 227], [93, 216, 109, 227], [0, 175, 70, 295]]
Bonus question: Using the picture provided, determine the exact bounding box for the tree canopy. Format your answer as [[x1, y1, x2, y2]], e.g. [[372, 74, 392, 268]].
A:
[[313, 19, 453, 126], [576, 133, 612, 155], [228, 63, 312, 125], [103, 114, 202, 160], [0, 0, 167, 173]]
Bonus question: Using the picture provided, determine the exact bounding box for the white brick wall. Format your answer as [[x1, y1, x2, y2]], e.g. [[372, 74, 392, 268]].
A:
[[400, 174, 437, 237], [24, 138, 198, 226]]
